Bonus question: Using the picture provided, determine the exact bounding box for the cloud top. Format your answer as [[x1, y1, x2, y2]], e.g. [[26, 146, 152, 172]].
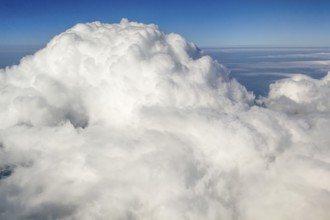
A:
[[1, 19, 253, 129]]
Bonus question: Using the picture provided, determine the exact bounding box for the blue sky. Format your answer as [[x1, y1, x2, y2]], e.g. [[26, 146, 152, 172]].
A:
[[1, 0, 330, 47]]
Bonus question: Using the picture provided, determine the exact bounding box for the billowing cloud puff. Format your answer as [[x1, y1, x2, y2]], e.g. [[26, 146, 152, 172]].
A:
[[0, 19, 329, 220], [0, 19, 253, 129], [266, 73, 330, 114]]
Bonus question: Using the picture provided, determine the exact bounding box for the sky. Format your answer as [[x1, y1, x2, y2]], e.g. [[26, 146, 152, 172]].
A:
[[1, 0, 330, 47]]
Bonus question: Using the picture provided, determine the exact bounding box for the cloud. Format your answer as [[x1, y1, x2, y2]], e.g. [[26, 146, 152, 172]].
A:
[[265, 73, 330, 114], [0, 19, 329, 220], [226, 60, 330, 73], [256, 52, 330, 59]]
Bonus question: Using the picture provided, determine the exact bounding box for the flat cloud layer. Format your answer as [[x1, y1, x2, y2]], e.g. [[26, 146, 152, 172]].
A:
[[0, 19, 329, 220]]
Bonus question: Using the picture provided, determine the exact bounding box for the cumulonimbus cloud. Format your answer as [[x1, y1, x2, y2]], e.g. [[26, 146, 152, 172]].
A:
[[0, 19, 329, 220]]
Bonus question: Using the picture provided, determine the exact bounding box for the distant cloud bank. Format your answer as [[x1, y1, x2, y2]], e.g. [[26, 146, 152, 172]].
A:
[[0, 19, 329, 220]]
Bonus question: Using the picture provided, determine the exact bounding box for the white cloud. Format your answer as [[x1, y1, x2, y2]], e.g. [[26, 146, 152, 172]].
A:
[[265, 73, 330, 114], [0, 19, 329, 220], [256, 52, 330, 59]]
